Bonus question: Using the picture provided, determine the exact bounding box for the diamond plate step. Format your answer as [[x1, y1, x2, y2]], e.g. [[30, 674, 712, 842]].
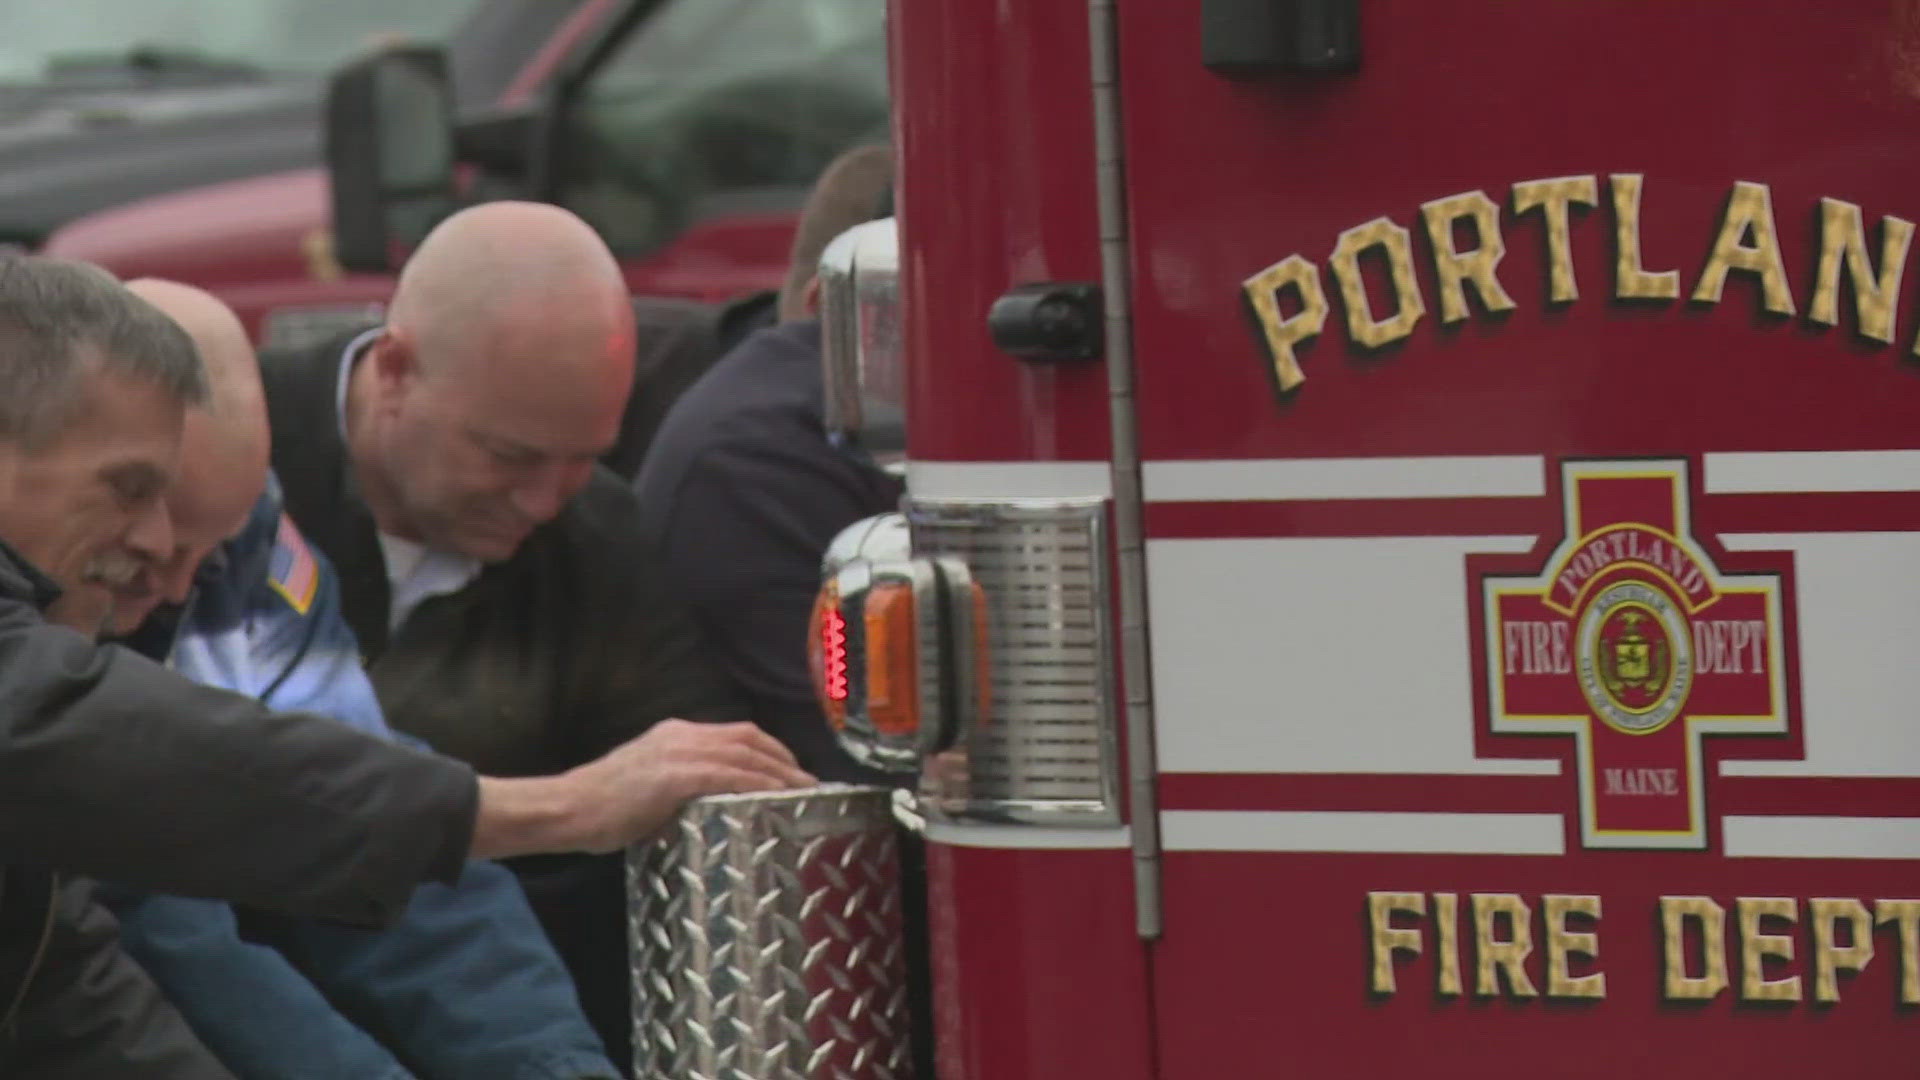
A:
[[627, 785, 911, 1080]]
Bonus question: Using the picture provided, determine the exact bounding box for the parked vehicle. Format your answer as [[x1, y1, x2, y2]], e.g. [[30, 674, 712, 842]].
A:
[[0, 0, 568, 249], [44, 0, 890, 349]]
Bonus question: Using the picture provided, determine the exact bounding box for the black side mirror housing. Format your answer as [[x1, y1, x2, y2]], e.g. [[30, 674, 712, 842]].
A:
[[325, 46, 459, 274]]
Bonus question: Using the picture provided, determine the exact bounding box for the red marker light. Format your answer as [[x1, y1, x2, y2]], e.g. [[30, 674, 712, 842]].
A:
[[822, 605, 850, 704], [810, 582, 851, 733]]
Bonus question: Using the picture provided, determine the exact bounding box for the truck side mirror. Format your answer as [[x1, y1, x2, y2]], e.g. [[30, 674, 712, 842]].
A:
[[325, 46, 458, 274]]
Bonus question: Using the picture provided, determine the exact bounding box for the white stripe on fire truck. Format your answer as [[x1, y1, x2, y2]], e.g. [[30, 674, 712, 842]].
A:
[[1158, 810, 1566, 856], [1714, 531, 1920, 778], [1722, 816, 1920, 859], [1141, 456, 1547, 503], [922, 822, 1132, 850], [1149, 529, 1920, 781], [906, 460, 1112, 500], [1147, 534, 1562, 777], [905, 451, 1920, 503], [1704, 450, 1920, 494]]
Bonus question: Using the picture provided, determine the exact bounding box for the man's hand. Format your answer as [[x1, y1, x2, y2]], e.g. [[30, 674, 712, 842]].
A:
[[470, 721, 814, 860], [564, 719, 815, 852]]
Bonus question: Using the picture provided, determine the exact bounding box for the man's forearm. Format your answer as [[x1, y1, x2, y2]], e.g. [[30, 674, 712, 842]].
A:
[[470, 775, 590, 861]]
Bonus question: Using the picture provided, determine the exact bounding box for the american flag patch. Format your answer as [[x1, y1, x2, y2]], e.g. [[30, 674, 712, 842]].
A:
[[267, 516, 319, 615]]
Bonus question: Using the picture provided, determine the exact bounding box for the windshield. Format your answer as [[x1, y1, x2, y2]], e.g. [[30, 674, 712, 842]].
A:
[[595, 0, 883, 98], [0, 0, 479, 84]]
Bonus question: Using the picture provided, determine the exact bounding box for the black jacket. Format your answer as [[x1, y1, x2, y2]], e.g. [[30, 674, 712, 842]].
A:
[[601, 291, 778, 481], [259, 328, 747, 778], [631, 319, 903, 781], [0, 539, 477, 1075]]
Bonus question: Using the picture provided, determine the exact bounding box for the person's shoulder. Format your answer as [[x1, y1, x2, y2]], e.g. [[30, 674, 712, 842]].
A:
[[257, 324, 371, 394], [260, 326, 364, 443], [208, 483, 322, 621], [656, 321, 825, 451], [633, 320, 825, 513], [540, 468, 649, 556]]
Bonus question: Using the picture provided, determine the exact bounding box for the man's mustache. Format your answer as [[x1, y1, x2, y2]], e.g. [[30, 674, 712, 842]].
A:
[[81, 549, 151, 591]]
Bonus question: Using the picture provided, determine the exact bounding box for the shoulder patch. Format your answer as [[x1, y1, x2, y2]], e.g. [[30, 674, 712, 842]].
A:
[[267, 515, 319, 615]]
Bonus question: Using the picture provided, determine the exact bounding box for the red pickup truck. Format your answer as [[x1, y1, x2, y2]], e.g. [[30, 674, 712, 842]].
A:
[[45, 0, 889, 348]]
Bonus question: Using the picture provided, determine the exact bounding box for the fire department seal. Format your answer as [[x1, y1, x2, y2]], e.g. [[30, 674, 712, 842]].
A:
[[1574, 580, 1693, 734], [1472, 460, 1796, 849]]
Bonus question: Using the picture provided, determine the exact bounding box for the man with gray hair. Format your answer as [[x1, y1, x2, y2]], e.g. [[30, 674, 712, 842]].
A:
[[0, 256, 205, 637], [0, 256, 811, 1075]]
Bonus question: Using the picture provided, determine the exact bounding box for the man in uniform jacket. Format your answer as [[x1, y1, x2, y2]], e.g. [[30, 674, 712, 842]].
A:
[[257, 202, 747, 1067], [0, 256, 807, 1077]]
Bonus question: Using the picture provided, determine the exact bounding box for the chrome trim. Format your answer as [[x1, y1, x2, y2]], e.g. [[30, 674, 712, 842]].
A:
[[818, 217, 904, 455], [822, 511, 910, 576], [818, 512, 985, 775], [829, 555, 943, 773], [1088, 0, 1164, 939], [909, 497, 1122, 827]]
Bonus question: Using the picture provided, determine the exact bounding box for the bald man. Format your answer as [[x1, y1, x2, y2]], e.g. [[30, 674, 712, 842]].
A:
[[101, 280, 630, 1079], [257, 203, 746, 1066]]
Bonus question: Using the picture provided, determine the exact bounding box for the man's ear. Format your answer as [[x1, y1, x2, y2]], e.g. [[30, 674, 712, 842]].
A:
[[803, 276, 822, 317], [369, 329, 419, 397]]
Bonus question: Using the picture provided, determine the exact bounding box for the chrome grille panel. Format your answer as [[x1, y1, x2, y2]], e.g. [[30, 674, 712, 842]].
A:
[[908, 497, 1119, 824]]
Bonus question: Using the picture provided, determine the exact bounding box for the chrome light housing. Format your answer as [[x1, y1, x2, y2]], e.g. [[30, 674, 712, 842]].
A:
[[818, 217, 904, 467], [809, 512, 986, 774]]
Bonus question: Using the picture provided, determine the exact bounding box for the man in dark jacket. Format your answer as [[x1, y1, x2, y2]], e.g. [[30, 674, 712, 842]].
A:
[[258, 201, 750, 1066], [631, 144, 902, 781], [0, 255, 809, 1076], [599, 291, 777, 482], [630, 147, 938, 1076]]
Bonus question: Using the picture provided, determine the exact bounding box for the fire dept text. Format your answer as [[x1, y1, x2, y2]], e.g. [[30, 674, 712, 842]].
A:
[[1367, 891, 1920, 1007]]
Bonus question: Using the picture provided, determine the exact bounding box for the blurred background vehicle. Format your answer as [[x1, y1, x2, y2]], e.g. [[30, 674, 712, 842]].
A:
[[0, 0, 563, 250], [39, 0, 890, 349]]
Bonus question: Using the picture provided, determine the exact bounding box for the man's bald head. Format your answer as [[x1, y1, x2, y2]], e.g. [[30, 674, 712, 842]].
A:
[[113, 279, 271, 634], [389, 200, 634, 379], [125, 279, 267, 430], [349, 201, 636, 561]]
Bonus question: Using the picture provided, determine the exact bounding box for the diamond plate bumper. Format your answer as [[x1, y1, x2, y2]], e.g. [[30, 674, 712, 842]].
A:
[[626, 785, 912, 1079]]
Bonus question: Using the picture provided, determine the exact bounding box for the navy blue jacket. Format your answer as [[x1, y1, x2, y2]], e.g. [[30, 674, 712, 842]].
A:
[[631, 319, 902, 780]]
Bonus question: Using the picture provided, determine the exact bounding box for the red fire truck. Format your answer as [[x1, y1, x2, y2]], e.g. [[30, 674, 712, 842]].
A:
[[806, 1, 1920, 1075]]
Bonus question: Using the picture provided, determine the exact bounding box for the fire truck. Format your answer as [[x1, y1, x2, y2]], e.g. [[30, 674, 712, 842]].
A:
[[801, 1, 1920, 1075]]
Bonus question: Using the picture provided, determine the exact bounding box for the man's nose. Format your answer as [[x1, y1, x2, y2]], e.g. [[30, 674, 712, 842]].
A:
[[124, 497, 175, 561]]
